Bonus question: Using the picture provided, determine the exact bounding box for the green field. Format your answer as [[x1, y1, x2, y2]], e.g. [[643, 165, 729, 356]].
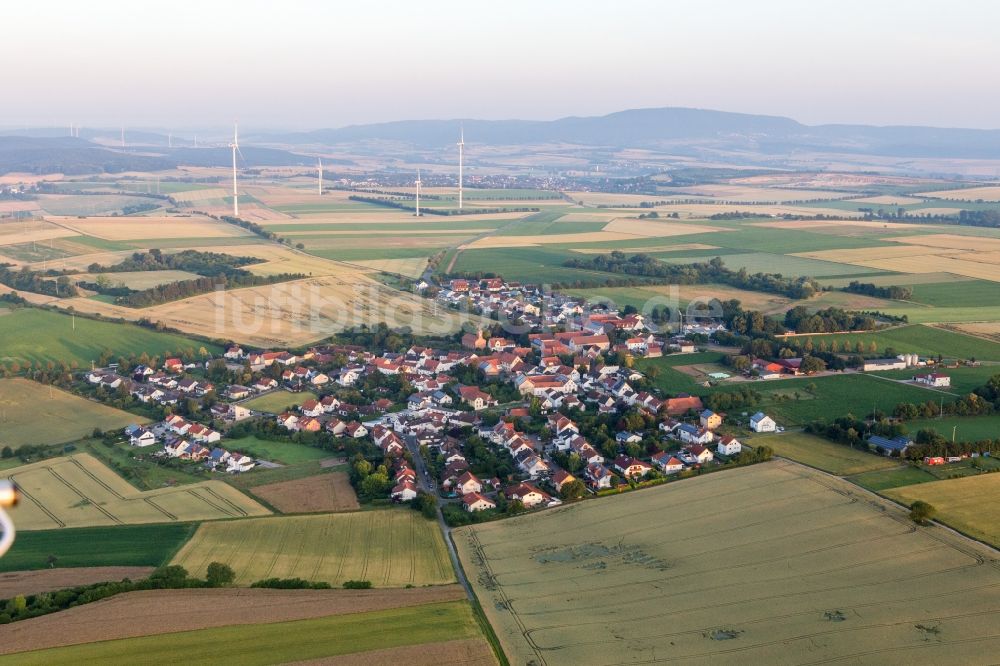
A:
[[908, 280, 1000, 307], [847, 465, 939, 492], [241, 390, 318, 414], [751, 431, 898, 475], [171, 511, 455, 587], [0, 523, 196, 573], [903, 413, 1000, 443], [2, 601, 482, 666], [451, 246, 629, 284], [225, 435, 332, 464], [635, 351, 725, 394], [754, 373, 942, 426], [870, 364, 1000, 395], [0, 378, 144, 448], [0, 308, 221, 366]]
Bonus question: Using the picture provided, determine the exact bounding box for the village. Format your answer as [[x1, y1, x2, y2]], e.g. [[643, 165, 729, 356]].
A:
[[66, 274, 982, 523]]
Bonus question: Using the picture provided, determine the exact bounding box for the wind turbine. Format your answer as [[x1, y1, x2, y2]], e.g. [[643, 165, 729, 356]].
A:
[[317, 157, 323, 196], [168, 132, 172, 148], [457, 126, 464, 210], [120, 126, 126, 150], [415, 169, 422, 217], [229, 122, 241, 217]]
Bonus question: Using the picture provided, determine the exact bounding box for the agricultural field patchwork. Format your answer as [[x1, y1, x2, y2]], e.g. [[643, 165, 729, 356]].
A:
[[0, 598, 492, 665], [0, 378, 145, 447], [170, 511, 455, 587], [5, 454, 270, 530], [455, 460, 1000, 665]]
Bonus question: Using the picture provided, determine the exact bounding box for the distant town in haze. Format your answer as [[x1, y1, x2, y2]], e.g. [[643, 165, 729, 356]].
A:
[[0, 1, 999, 664]]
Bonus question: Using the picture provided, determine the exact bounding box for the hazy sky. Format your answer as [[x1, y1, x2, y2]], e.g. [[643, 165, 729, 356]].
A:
[[4, 0, 998, 130]]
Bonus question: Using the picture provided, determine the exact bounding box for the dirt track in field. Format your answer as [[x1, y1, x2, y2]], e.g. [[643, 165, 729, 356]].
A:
[[250, 472, 360, 513], [289, 638, 497, 666], [0, 567, 154, 599], [0, 585, 467, 655]]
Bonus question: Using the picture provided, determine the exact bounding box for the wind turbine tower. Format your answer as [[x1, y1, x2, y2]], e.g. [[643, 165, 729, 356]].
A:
[[120, 126, 126, 149], [457, 126, 464, 210], [229, 122, 240, 217], [168, 132, 172, 148], [317, 157, 323, 196], [415, 169, 422, 217]]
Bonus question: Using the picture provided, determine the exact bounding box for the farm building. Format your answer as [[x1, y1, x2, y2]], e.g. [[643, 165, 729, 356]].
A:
[[914, 373, 951, 387], [867, 435, 912, 457]]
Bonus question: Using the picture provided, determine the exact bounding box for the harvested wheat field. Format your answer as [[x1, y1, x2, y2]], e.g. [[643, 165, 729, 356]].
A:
[[169, 187, 229, 204], [179, 244, 360, 277], [668, 184, 847, 201], [0, 585, 467, 655], [602, 218, 725, 237], [891, 233, 1000, 252], [46, 215, 251, 241], [943, 322, 1000, 341], [0, 566, 154, 599], [0, 220, 76, 245], [753, 218, 929, 232], [171, 511, 455, 587], [794, 245, 950, 263], [883, 474, 1000, 547], [661, 202, 866, 218], [846, 255, 1000, 282], [57, 274, 469, 346], [462, 231, 640, 249], [250, 472, 359, 513], [918, 185, 1000, 201], [6, 453, 270, 530], [852, 195, 927, 205], [455, 460, 1000, 665], [351, 256, 428, 277], [0, 283, 59, 304]]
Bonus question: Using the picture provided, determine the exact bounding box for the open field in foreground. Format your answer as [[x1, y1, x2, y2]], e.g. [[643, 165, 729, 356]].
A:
[[6, 454, 269, 530], [752, 431, 899, 475], [0, 566, 154, 599], [249, 472, 359, 513], [884, 474, 1000, 548], [0, 592, 490, 665], [0, 523, 196, 572], [171, 511, 455, 586], [456, 460, 1000, 665], [0, 378, 143, 448]]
